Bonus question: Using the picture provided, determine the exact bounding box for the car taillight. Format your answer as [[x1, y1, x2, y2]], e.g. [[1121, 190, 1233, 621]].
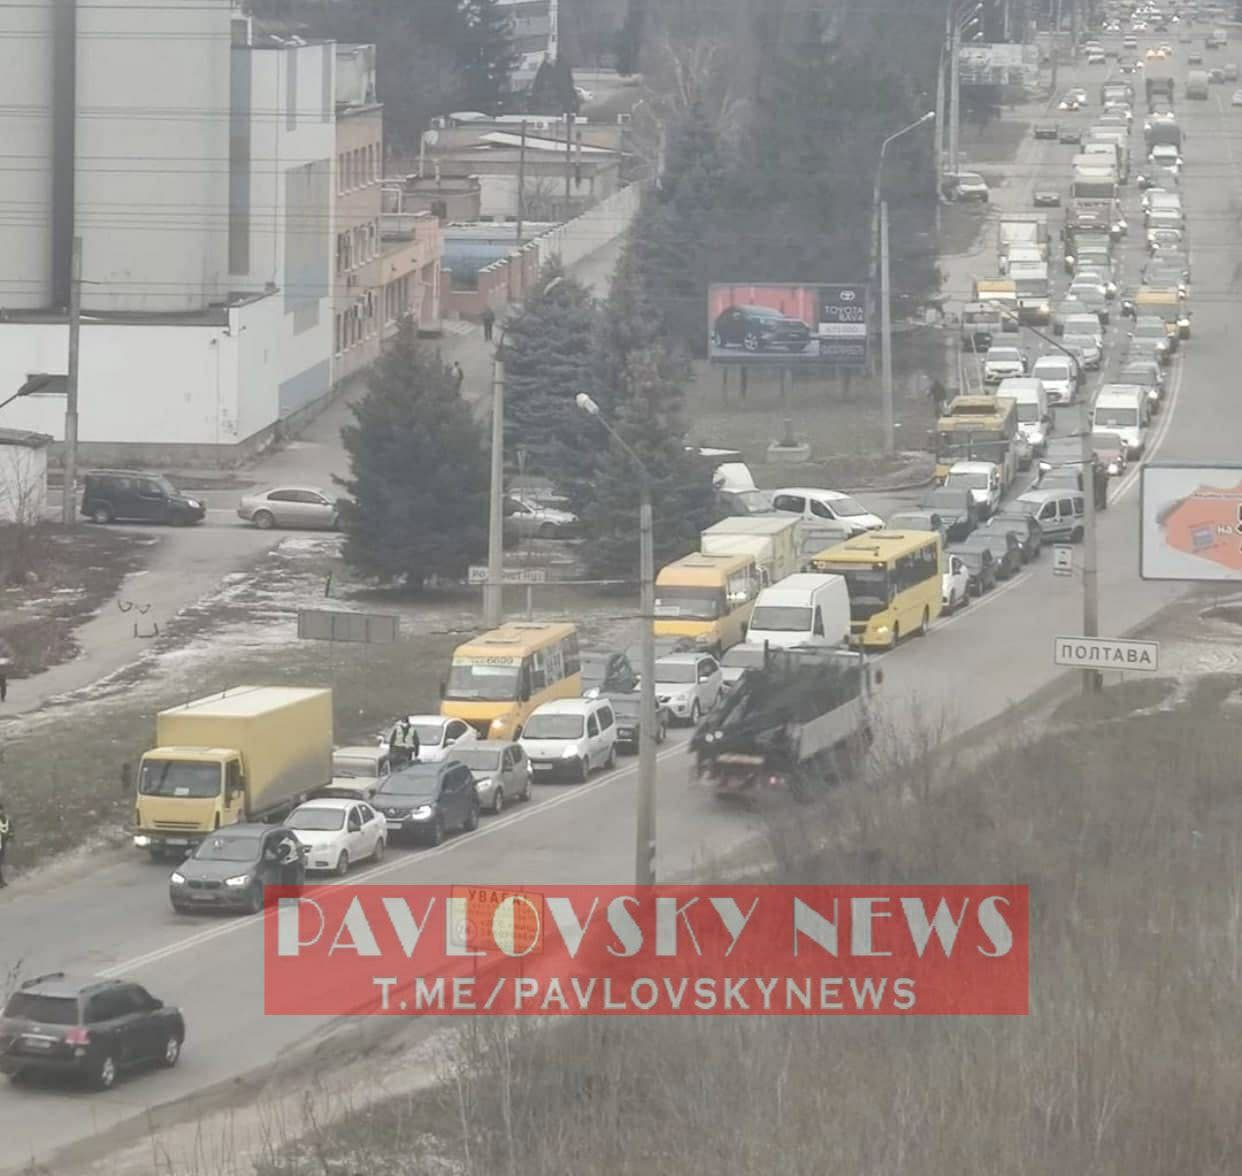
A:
[[64, 1027, 91, 1046]]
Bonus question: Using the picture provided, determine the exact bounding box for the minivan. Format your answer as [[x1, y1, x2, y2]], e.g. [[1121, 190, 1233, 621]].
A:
[[1031, 354, 1079, 405], [997, 376, 1052, 458], [1091, 384, 1150, 458], [1013, 489, 1086, 542], [82, 470, 206, 526], [519, 697, 617, 781], [746, 573, 849, 650]]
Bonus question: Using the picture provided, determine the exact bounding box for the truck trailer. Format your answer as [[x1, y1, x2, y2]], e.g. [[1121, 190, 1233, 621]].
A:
[[133, 686, 334, 858], [700, 515, 801, 586]]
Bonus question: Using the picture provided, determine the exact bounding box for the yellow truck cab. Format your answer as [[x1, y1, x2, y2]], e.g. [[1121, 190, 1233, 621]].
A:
[[133, 686, 333, 859], [653, 552, 762, 654]]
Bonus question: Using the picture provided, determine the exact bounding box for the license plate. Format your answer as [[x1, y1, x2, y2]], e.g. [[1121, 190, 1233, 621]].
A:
[[165, 838, 188, 846], [190, 891, 216, 902], [22, 1037, 53, 1051], [532, 763, 553, 772]]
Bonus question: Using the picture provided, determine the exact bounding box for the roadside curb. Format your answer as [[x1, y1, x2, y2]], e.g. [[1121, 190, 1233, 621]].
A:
[[841, 473, 938, 495]]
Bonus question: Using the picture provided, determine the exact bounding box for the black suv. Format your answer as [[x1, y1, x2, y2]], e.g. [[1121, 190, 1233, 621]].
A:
[[0, 973, 184, 1090], [374, 761, 480, 846], [82, 470, 206, 526], [711, 305, 813, 354]]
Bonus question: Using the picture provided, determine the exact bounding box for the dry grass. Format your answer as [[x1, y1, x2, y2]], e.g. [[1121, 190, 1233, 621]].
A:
[[244, 677, 1242, 1176]]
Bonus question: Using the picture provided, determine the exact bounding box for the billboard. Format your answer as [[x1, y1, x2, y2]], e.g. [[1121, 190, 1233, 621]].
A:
[[707, 283, 869, 367], [957, 43, 1040, 89], [1140, 463, 1242, 580]]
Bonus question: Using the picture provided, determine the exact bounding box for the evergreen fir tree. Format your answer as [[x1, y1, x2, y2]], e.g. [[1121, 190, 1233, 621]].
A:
[[528, 56, 580, 114], [592, 239, 664, 421], [458, 0, 519, 112], [335, 322, 488, 588], [581, 345, 718, 579], [501, 263, 600, 499], [614, 0, 645, 76]]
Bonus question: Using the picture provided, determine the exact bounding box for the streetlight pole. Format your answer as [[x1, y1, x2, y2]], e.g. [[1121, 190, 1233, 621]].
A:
[[483, 274, 563, 629], [576, 392, 657, 887], [873, 110, 936, 454]]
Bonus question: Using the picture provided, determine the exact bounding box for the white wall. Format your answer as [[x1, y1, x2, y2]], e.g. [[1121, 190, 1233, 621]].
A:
[[0, 444, 48, 524], [534, 181, 644, 270]]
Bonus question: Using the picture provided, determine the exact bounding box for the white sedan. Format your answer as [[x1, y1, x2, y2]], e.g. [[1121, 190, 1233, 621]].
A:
[[942, 553, 972, 615], [286, 798, 386, 874], [380, 715, 478, 762]]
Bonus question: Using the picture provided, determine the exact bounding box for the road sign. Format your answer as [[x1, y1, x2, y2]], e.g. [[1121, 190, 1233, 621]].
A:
[[1053, 545, 1073, 576], [297, 609, 399, 644], [467, 566, 548, 585], [1054, 636, 1159, 672]]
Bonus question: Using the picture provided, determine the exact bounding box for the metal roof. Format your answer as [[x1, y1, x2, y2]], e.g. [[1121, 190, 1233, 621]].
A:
[[0, 427, 52, 449]]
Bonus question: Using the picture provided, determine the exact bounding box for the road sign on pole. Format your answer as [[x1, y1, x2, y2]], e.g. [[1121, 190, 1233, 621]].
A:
[[1054, 636, 1159, 672], [1053, 545, 1073, 576], [468, 566, 548, 586], [297, 610, 399, 644]]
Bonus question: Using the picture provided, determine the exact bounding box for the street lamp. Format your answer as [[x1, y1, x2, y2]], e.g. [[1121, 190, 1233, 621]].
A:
[[484, 273, 565, 629], [575, 391, 658, 888], [872, 110, 936, 455], [0, 374, 61, 415]]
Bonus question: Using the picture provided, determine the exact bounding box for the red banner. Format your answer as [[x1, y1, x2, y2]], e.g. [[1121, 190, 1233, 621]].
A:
[[264, 885, 1028, 1016]]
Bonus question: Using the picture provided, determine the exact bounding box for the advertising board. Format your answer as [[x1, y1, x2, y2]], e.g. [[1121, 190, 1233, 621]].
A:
[[1140, 463, 1242, 580], [707, 283, 869, 366]]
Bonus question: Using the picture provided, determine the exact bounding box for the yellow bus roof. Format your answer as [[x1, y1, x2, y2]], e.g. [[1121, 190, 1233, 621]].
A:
[[1134, 287, 1181, 302], [453, 621, 576, 660], [811, 530, 940, 565], [656, 551, 755, 586]]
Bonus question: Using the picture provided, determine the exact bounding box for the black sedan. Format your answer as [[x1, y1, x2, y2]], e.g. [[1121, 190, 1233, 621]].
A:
[[604, 693, 670, 754], [957, 531, 1024, 580], [169, 824, 305, 915], [979, 511, 1042, 563], [946, 543, 997, 596], [711, 305, 813, 354], [0, 974, 185, 1090]]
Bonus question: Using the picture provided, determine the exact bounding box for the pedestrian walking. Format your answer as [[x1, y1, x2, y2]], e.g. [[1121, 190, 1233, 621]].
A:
[[929, 378, 948, 417], [451, 361, 464, 391], [0, 667, 7, 704], [0, 803, 11, 887], [481, 307, 495, 342]]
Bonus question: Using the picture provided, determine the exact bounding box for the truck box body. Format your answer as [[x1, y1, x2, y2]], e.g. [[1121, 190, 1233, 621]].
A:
[[701, 516, 800, 585], [997, 214, 1049, 263], [1144, 120, 1182, 150], [134, 686, 333, 853], [1186, 70, 1209, 99]]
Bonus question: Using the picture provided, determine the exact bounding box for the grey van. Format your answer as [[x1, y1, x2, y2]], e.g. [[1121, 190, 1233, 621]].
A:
[[1013, 489, 1086, 542]]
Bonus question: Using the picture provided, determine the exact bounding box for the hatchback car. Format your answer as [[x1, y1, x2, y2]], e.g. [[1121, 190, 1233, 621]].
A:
[[1061, 334, 1103, 371], [1091, 431, 1129, 477], [381, 714, 477, 763], [169, 824, 305, 915], [580, 650, 637, 698], [520, 697, 618, 781], [980, 510, 1042, 563], [236, 486, 340, 530], [450, 741, 532, 813], [286, 797, 386, 874], [960, 530, 1024, 580], [0, 975, 185, 1091], [604, 692, 670, 753], [653, 652, 723, 725], [945, 543, 997, 596], [374, 761, 480, 844], [711, 305, 813, 354], [503, 494, 579, 539], [942, 553, 972, 614], [82, 470, 205, 526]]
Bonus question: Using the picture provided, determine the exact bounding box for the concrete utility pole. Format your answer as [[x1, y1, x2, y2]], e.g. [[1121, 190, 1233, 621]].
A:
[[576, 392, 657, 886], [516, 120, 527, 243], [949, 16, 962, 175], [564, 112, 574, 218], [63, 236, 82, 526]]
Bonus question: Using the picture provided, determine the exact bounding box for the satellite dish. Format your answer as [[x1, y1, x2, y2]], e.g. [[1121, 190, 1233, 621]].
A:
[[424, 130, 440, 147]]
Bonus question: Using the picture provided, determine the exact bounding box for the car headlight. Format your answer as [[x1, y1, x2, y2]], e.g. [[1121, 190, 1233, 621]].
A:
[[1108, 462, 1121, 475], [695, 632, 712, 644], [225, 873, 252, 887], [474, 777, 493, 791], [560, 746, 580, 759], [412, 804, 434, 819], [186, 499, 202, 510], [170, 871, 186, 885], [489, 717, 507, 731], [134, 834, 151, 847]]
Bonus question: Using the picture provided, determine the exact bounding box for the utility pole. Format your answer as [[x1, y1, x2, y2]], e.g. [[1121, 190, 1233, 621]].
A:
[[636, 482, 656, 885], [484, 346, 506, 629], [1052, 0, 1062, 95], [949, 17, 962, 176], [935, 12, 950, 225], [564, 112, 574, 219], [516, 120, 527, 243], [63, 236, 81, 526], [1080, 408, 1101, 694], [880, 200, 895, 454]]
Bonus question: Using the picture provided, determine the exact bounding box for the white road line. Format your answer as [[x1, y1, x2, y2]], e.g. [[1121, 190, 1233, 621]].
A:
[[99, 740, 693, 978]]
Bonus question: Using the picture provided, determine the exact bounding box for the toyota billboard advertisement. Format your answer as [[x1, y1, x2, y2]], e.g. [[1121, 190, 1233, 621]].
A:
[[707, 283, 869, 367]]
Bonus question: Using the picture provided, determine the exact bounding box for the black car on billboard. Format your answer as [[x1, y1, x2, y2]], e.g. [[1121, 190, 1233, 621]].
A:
[[711, 305, 813, 354]]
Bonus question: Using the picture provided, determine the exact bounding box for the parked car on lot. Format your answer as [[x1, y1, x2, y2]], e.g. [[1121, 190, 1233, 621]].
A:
[[1033, 189, 1062, 207], [286, 797, 386, 875], [374, 760, 480, 845], [711, 304, 812, 353], [653, 652, 723, 725], [82, 470, 205, 526], [503, 494, 579, 539], [169, 824, 305, 915], [236, 486, 340, 530], [580, 649, 638, 697], [0, 975, 185, 1091], [520, 697, 618, 781], [604, 693, 670, 753], [1034, 122, 1059, 139], [450, 742, 532, 813]]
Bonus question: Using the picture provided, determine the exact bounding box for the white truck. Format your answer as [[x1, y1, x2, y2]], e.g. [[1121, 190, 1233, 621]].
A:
[[745, 573, 850, 649], [701, 515, 801, 586], [997, 213, 1050, 271]]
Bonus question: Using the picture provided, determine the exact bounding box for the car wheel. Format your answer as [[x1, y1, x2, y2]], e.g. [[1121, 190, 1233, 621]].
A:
[[712, 330, 724, 348], [426, 815, 444, 847], [605, 746, 617, 770], [689, 700, 701, 726], [575, 756, 590, 783], [492, 786, 504, 814], [91, 505, 113, 525], [464, 802, 480, 832], [742, 332, 761, 352], [92, 1053, 118, 1091], [917, 607, 930, 636], [1071, 525, 1085, 542], [253, 510, 275, 530], [373, 836, 385, 862], [246, 884, 264, 915], [538, 523, 556, 539], [159, 1035, 182, 1069], [656, 720, 667, 744], [521, 775, 532, 801], [335, 851, 350, 877]]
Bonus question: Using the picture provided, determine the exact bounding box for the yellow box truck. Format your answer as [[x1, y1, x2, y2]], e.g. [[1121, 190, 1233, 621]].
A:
[[133, 686, 333, 858]]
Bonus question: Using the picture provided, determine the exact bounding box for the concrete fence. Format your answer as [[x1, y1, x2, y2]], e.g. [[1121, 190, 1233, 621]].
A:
[[443, 180, 648, 320]]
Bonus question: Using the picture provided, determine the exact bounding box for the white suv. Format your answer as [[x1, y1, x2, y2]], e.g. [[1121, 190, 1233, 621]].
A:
[[653, 653, 723, 725], [519, 698, 617, 782]]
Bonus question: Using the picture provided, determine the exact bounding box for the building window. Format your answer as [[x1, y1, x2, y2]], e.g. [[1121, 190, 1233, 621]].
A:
[[334, 313, 343, 355]]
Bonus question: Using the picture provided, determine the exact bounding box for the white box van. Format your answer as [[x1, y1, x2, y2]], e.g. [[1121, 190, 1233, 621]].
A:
[[746, 573, 849, 649], [997, 376, 1052, 457], [1031, 354, 1079, 405], [1091, 384, 1149, 458], [519, 697, 617, 781]]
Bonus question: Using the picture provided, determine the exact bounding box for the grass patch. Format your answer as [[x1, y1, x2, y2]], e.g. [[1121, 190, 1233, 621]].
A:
[[1050, 675, 1178, 724], [0, 523, 149, 678], [251, 684, 1242, 1176]]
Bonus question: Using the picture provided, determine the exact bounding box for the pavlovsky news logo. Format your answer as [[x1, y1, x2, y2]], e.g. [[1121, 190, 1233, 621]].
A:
[[265, 885, 1029, 1016]]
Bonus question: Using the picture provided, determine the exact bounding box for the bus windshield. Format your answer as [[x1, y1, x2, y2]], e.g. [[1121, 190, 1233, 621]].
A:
[[653, 586, 725, 620], [445, 661, 522, 701], [814, 565, 891, 620]]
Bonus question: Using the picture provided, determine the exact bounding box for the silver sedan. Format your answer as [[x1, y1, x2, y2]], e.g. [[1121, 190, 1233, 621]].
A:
[[237, 486, 341, 530], [449, 742, 533, 814]]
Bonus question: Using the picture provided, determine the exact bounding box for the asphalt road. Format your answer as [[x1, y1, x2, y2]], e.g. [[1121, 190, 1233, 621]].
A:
[[2, 36, 1241, 1173]]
